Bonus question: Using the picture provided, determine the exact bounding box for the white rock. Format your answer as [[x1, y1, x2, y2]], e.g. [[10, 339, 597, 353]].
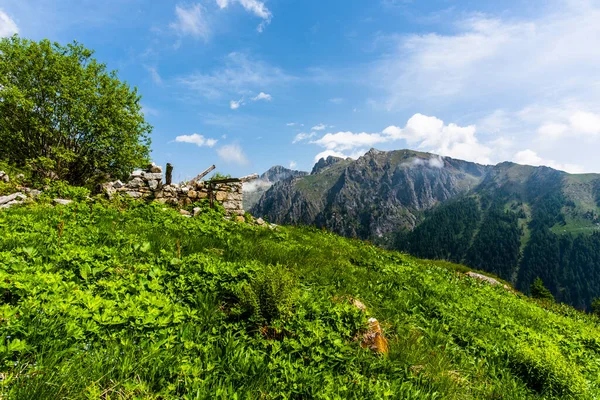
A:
[[113, 180, 124, 189], [127, 177, 145, 188], [0, 200, 22, 209], [193, 207, 201, 217], [0, 192, 26, 206], [53, 199, 73, 205], [126, 191, 143, 199], [142, 172, 163, 181], [148, 180, 159, 190]]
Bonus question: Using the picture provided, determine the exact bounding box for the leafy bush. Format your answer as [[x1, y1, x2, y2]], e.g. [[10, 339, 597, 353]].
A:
[[41, 180, 91, 201], [0, 36, 151, 185]]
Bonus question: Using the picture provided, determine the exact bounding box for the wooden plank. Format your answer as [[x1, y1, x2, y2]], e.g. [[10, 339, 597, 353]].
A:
[[189, 165, 216, 184], [209, 178, 241, 184]]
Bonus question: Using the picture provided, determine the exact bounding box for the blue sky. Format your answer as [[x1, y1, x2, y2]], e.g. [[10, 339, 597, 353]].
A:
[[2, 0, 600, 179]]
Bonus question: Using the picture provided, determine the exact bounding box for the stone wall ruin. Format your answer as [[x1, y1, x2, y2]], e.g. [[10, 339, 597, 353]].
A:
[[103, 163, 258, 216]]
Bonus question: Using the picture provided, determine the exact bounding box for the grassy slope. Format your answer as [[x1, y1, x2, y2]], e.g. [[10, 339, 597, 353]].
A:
[[0, 200, 599, 399]]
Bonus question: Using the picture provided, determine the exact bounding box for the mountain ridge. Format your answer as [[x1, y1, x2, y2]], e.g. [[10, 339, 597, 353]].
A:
[[251, 148, 600, 309]]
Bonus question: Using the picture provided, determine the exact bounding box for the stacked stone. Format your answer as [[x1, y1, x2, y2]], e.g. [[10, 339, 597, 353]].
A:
[[155, 180, 244, 215], [103, 162, 248, 216], [104, 163, 163, 199]]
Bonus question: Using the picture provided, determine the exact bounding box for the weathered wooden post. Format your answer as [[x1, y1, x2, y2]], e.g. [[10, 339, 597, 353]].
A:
[[166, 163, 173, 185], [208, 182, 214, 209]]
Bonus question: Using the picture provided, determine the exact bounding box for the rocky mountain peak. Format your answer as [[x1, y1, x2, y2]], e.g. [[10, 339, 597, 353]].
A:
[[311, 156, 346, 175]]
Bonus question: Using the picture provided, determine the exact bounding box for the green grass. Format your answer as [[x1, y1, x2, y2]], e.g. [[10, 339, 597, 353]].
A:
[[1, 199, 600, 398]]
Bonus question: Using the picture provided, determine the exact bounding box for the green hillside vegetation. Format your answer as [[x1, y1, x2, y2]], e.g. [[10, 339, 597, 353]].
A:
[[2, 196, 600, 398]]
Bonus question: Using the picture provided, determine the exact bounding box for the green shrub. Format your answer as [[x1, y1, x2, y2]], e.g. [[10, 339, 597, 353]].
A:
[[239, 265, 297, 324], [42, 180, 91, 201], [530, 277, 554, 302]]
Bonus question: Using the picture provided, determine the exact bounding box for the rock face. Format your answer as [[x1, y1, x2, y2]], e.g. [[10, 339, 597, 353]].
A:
[[251, 149, 488, 239], [243, 165, 308, 211]]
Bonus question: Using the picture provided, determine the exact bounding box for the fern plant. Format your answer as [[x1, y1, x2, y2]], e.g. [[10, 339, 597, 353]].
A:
[[240, 265, 297, 324]]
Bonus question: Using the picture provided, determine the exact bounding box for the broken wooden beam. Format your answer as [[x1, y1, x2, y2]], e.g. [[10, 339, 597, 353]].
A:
[[189, 165, 216, 185], [209, 178, 241, 184]]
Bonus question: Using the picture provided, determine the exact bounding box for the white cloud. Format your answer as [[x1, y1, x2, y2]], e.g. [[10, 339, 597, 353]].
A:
[[287, 122, 303, 127], [145, 66, 162, 85], [569, 111, 600, 136], [175, 133, 218, 147], [513, 149, 584, 173], [215, 0, 272, 32], [372, 4, 600, 111], [293, 132, 316, 144], [0, 10, 18, 37], [309, 114, 493, 165], [170, 4, 210, 41], [217, 143, 249, 165], [312, 131, 388, 152], [178, 52, 293, 99], [383, 114, 492, 164], [289, 161, 297, 169], [230, 99, 243, 110], [312, 123, 327, 131], [243, 179, 272, 193], [404, 156, 445, 169], [252, 92, 272, 101], [329, 98, 344, 104]]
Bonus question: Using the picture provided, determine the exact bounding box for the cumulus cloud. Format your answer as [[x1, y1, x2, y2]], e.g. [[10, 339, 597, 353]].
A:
[[0, 10, 18, 37], [310, 114, 492, 165], [217, 143, 248, 165], [513, 149, 584, 174], [287, 122, 303, 127], [312, 123, 327, 131], [252, 92, 272, 101], [289, 161, 297, 169], [170, 4, 210, 41], [175, 133, 218, 147], [293, 132, 316, 144]]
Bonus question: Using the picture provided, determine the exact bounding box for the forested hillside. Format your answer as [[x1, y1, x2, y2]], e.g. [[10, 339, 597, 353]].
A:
[[253, 150, 600, 310]]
